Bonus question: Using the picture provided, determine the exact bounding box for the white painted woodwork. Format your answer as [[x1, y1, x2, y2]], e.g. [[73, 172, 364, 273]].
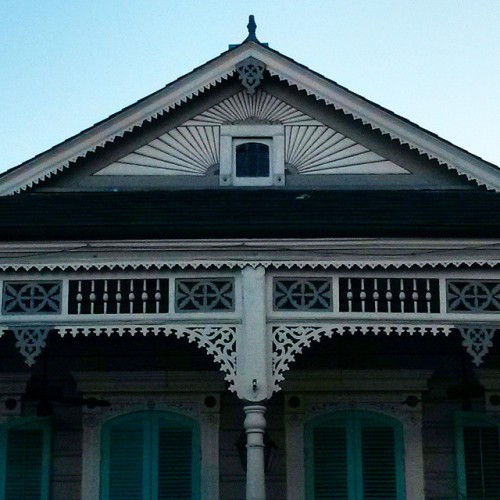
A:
[[185, 89, 320, 126], [219, 124, 285, 186], [96, 91, 406, 178], [0, 239, 498, 271], [0, 251, 498, 395], [285, 125, 408, 174], [244, 405, 267, 500], [3, 267, 500, 326], [237, 266, 272, 401], [2, 43, 499, 195], [0, 33, 499, 500], [96, 126, 219, 176]]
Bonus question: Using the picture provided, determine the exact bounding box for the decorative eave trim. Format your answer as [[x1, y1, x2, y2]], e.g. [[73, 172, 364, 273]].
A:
[[0, 62, 238, 196], [1, 324, 238, 390], [1, 43, 499, 195], [258, 48, 500, 192], [271, 322, 452, 393], [0, 259, 498, 272], [270, 322, 500, 393]]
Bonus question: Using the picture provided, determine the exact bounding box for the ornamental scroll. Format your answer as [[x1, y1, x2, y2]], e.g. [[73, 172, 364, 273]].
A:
[[236, 57, 266, 95]]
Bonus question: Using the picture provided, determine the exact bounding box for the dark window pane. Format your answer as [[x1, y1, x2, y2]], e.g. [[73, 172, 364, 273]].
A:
[[236, 142, 270, 177]]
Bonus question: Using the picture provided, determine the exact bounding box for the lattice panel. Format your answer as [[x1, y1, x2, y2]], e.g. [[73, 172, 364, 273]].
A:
[[2, 281, 62, 315], [447, 281, 500, 313], [185, 89, 320, 126], [273, 278, 332, 311], [339, 278, 440, 314], [68, 279, 169, 314], [285, 126, 408, 175], [175, 278, 235, 312], [96, 126, 219, 176]]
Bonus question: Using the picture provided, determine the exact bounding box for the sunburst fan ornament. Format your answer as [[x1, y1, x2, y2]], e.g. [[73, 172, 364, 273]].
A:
[[97, 90, 405, 176]]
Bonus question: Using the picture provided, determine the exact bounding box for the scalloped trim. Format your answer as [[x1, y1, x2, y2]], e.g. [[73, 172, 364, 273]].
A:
[[272, 323, 453, 392], [2, 324, 237, 390], [0, 258, 497, 272], [5, 45, 500, 194], [57, 324, 237, 388], [267, 69, 499, 192], [10, 72, 235, 195]]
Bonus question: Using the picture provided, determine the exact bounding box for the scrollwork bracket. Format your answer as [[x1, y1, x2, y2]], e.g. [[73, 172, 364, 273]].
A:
[[236, 57, 266, 94], [458, 325, 496, 366], [10, 327, 51, 366]]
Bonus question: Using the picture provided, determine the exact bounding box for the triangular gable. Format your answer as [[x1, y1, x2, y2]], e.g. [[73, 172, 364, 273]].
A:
[[95, 90, 408, 178], [1, 41, 499, 194]]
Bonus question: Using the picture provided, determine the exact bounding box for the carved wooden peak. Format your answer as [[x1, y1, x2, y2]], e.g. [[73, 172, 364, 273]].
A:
[[2, 40, 498, 194]]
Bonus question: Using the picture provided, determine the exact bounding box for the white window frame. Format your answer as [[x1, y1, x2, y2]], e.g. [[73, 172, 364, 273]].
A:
[[74, 371, 223, 500], [283, 370, 431, 500], [219, 125, 285, 186]]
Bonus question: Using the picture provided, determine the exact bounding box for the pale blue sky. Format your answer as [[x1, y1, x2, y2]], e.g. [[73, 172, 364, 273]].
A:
[[1, 1, 499, 173]]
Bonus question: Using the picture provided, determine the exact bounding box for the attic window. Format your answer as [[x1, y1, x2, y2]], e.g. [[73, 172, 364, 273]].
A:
[[220, 125, 285, 186], [235, 140, 270, 178]]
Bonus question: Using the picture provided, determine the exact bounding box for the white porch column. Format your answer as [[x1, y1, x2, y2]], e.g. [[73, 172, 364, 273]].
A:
[[244, 404, 267, 500], [237, 265, 272, 401], [237, 265, 272, 498]]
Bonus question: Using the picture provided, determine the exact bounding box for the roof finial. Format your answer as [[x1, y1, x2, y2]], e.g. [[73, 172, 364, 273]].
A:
[[229, 15, 267, 49], [246, 15, 259, 42]]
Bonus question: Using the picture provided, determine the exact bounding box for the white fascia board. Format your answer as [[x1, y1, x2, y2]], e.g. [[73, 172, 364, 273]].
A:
[[1, 43, 499, 195]]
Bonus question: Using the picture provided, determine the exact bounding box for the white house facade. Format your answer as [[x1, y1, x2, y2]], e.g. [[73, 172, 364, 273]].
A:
[[0, 17, 499, 500]]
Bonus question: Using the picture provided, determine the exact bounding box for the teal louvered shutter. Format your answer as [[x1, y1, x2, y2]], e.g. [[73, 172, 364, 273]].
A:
[[102, 414, 147, 500], [462, 424, 500, 499], [1, 419, 50, 500], [101, 411, 200, 500], [306, 411, 405, 500], [156, 423, 194, 499], [360, 419, 403, 500], [311, 424, 349, 500]]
